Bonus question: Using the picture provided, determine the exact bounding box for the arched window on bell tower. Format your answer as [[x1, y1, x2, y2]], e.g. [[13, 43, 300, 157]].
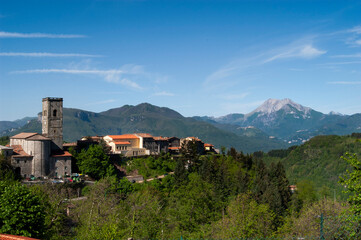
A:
[[53, 109, 57, 117]]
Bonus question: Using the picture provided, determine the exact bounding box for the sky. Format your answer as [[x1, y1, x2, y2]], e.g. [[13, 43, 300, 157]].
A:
[[1, 0, 361, 121]]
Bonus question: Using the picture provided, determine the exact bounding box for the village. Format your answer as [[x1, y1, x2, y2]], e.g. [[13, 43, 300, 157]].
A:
[[0, 97, 218, 181]]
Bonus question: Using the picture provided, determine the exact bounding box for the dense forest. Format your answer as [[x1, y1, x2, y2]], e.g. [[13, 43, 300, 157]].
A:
[[1, 138, 361, 239]]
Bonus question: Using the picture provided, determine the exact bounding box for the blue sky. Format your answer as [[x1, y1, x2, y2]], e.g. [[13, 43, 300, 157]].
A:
[[1, 0, 361, 121]]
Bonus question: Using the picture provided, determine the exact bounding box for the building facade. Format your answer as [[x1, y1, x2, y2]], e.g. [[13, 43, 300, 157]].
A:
[[9, 97, 71, 178]]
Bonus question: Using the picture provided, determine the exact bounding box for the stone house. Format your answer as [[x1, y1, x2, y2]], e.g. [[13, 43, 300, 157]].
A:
[[8, 98, 72, 178]]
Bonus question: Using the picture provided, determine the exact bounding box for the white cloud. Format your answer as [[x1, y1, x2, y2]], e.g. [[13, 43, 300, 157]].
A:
[[356, 39, 361, 45], [13, 68, 143, 90], [264, 44, 326, 63], [0, 52, 101, 57], [205, 37, 326, 89], [0, 31, 86, 38], [348, 26, 361, 34], [119, 78, 142, 90], [153, 91, 175, 97]]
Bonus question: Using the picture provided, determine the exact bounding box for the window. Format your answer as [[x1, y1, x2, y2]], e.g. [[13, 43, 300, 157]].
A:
[[53, 109, 57, 117], [44, 110, 47, 116], [64, 166, 67, 170]]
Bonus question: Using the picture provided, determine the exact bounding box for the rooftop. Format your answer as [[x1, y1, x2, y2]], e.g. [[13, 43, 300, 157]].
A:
[[135, 133, 153, 138], [51, 150, 72, 157], [107, 134, 139, 140], [11, 145, 31, 158], [114, 141, 131, 145], [10, 133, 38, 139]]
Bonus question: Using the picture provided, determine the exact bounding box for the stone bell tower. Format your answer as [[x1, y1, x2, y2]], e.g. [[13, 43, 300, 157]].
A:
[[42, 97, 63, 150]]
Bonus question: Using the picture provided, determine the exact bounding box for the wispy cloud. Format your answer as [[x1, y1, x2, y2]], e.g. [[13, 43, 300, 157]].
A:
[[205, 37, 327, 90], [13, 67, 142, 90], [0, 31, 86, 38], [328, 81, 361, 85], [0, 52, 101, 57], [348, 26, 361, 34], [264, 44, 326, 63], [153, 91, 175, 97]]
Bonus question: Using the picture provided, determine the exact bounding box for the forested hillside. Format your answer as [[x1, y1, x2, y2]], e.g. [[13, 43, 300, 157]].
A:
[[260, 134, 361, 200], [3, 103, 287, 153], [1, 138, 360, 239]]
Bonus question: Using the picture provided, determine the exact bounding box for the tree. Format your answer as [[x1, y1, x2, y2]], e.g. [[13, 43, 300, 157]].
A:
[[277, 198, 350, 238], [165, 173, 220, 238], [339, 152, 361, 214], [180, 140, 201, 173], [0, 181, 47, 238], [209, 193, 275, 239], [77, 144, 115, 180], [0, 153, 19, 181]]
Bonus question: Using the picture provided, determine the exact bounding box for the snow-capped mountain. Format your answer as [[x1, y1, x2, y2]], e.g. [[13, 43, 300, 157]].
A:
[[247, 98, 311, 116], [211, 98, 353, 144]]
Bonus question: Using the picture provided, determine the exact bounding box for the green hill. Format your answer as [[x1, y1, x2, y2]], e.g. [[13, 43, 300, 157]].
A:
[[6, 103, 287, 153], [261, 134, 361, 200]]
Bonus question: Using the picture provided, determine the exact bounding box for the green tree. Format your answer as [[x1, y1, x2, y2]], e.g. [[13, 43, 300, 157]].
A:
[[209, 193, 275, 239], [165, 173, 220, 238], [180, 140, 201, 173], [277, 198, 349, 238], [0, 153, 19, 181], [339, 152, 361, 214], [0, 181, 47, 238], [297, 179, 318, 205], [77, 144, 115, 180], [0, 136, 10, 146]]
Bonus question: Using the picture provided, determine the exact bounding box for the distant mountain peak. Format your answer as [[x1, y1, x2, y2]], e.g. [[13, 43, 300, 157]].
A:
[[249, 98, 311, 115], [328, 111, 343, 116], [100, 102, 184, 119]]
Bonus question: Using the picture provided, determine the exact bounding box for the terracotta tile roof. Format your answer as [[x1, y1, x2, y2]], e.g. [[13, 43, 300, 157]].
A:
[[107, 134, 139, 140], [0, 234, 39, 240], [63, 142, 77, 147], [114, 141, 131, 145], [10, 133, 38, 139], [11, 145, 31, 157], [135, 133, 153, 138], [51, 150, 72, 157], [153, 136, 168, 141], [169, 147, 181, 150], [187, 137, 202, 141], [204, 143, 214, 147], [27, 135, 51, 141], [0, 145, 12, 150]]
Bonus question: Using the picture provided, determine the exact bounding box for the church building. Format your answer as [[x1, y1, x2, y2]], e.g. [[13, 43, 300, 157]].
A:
[[9, 97, 72, 178]]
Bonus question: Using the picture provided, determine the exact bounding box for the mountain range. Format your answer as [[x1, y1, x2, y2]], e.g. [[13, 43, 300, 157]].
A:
[[1, 98, 360, 153], [197, 98, 361, 144]]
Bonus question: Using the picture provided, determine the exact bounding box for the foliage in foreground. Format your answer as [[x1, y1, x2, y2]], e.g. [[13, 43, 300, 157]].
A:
[[2, 142, 361, 239], [0, 181, 47, 238]]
